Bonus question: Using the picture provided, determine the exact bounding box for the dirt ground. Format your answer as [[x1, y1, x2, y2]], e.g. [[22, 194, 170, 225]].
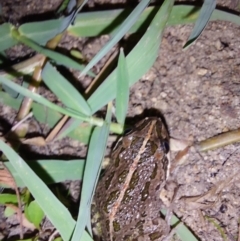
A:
[[1, 0, 240, 240]]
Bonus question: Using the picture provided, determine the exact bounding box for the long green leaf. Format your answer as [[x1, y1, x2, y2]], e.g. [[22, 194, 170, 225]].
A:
[[0, 140, 75, 241], [161, 209, 198, 240], [68, 5, 240, 37], [2, 5, 238, 49], [0, 194, 18, 204], [55, 118, 83, 140], [0, 76, 88, 120], [87, 0, 174, 113], [19, 18, 67, 45], [72, 104, 112, 241], [11, 30, 94, 76], [80, 0, 151, 76], [4, 160, 85, 187], [116, 49, 129, 125], [0, 24, 18, 51], [42, 62, 91, 115], [184, 0, 217, 48], [0, 91, 104, 144]]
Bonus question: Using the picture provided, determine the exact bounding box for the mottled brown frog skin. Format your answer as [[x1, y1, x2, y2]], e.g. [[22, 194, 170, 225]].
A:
[[94, 117, 170, 241]]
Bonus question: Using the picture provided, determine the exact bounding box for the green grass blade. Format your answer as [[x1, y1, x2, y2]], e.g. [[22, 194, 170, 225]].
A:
[[210, 8, 240, 23], [0, 24, 18, 51], [116, 49, 129, 126], [87, 0, 174, 113], [55, 118, 83, 140], [57, 0, 70, 13], [25, 200, 44, 229], [0, 140, 75, 241], [72, 104, 112, 241], [11, 30, 94, 77], [19, 1, 85, 45], [4, 160, 85, 187], [0, 90, 21, 110], [184, 0, 217, 48], [69, 5, 240, 38], [0, 91, 93, 143], [80, 0, 151, 76], [160, 209, 198, 240], [0, 194, 18, 204], [172, 217, 198, 240], [19, 19, 67, 45], [0, 76, 88, 120], [42, 62, 91, 115]]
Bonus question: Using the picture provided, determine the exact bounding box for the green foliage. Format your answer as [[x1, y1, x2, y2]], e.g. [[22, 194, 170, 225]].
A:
[[24, 200, 44, 229], [116, 49, 129, 126], [0, 1, 239, 241], [4, 206, 15, 217], [0, 193, 18, 204]]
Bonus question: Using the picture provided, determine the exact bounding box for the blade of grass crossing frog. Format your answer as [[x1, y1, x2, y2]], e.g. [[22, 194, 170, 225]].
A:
[[4, 160, 85, 187], [72, 104, 112, 241], [42, 62, 91, 116], [11, 30, 94, 77], [0, 23, 18, 51], [0, 140, 76, 240], [87, 0, 174, 113], [0, 76, 88, 120], [183, 0, 217, 48], [116, 49, 129, 126], [80, 0, 151, 76]]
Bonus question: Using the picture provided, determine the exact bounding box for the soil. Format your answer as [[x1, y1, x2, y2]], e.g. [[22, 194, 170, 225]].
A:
[[1, 0, 240, 241]]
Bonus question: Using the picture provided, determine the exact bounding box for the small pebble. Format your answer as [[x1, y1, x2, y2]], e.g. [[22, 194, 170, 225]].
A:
[[197, 68, 208, 76]]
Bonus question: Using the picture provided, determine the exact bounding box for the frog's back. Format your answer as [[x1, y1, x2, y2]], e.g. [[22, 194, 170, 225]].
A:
[[94, 118, 170, 241]]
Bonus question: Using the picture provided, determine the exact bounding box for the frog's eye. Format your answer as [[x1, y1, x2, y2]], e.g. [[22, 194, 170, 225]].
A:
[[162, 140, 169, 153]]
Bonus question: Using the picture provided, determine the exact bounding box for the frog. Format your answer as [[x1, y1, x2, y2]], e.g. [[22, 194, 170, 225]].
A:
[[94, 117, 171, 241]]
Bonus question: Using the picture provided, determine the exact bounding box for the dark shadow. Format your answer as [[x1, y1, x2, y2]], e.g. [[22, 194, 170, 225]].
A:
[[55, 64, 87, 97], [18, 145, 85, 160], [4, 230, 39, 241], [0, 53, 35, 70], [0, 117, 13, 133]]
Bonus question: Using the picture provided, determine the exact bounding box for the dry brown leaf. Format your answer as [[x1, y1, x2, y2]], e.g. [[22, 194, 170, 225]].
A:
[[0, 168, 15, 188], [46, 115, 68, 143], [196, 128, 240, 152], [169, 137, 192, 152]]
